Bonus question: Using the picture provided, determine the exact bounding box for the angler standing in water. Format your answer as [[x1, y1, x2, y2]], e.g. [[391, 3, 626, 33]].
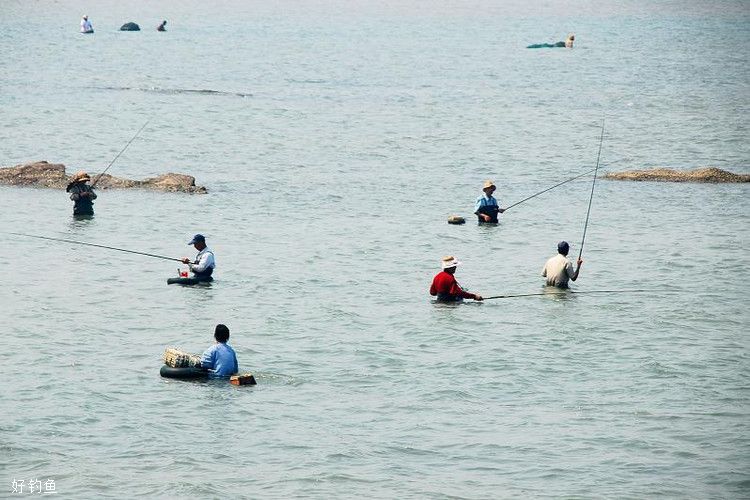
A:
[[430, 256, 483, 302], [542, 241, 582, 289], [474, 180, 504, 223], [182, 234, 215, 282], [66, 171, 97, 216]]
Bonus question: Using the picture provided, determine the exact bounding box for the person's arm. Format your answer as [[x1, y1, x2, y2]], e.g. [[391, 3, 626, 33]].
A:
[[473, 197, 482, 215], [448, 279, 482, 301], [89, 188, 97, 200], [190, 252, 210, 272], [200, 347, 215, 370], [571, 258, 582, 281], [429, 279, 438, 296]]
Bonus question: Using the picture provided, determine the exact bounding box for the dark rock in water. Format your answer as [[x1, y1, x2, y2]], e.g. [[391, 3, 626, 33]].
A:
[[120, 22, 140, 31], [0, 161, 208, 193], [605, 167, 750, 183]]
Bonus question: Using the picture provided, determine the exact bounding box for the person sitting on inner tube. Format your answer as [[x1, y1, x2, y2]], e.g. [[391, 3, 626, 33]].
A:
[[182, 234, 215, 281], [430, 256, 483, 303], [474, 180, 505, 223], [197, 324, 238, 377], [66, 171, 97, 216]]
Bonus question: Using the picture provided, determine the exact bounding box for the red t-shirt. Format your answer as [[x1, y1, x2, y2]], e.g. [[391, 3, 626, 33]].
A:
[[430, 271, 476, 300]]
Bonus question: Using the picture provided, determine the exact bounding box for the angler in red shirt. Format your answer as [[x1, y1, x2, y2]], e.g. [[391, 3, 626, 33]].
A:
[[430, 256, 483, 303]]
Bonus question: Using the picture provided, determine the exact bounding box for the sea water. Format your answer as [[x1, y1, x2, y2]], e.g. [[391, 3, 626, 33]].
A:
[[1, 1, 748, 497]]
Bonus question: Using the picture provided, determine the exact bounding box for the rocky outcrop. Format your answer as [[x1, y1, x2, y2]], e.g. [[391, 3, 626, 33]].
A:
[[605, 167, 749, 183], [120, 22, 141, 31], [0, 161, 207, 193]]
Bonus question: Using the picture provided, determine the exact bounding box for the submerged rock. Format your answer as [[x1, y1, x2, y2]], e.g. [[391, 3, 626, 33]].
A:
[[0, 161, 207, 193], [120, 22, 141, 31], [605, 167, 749, 183]]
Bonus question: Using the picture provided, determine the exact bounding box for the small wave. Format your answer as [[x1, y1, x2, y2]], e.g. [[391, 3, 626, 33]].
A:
[[91, 85, 252, 98]]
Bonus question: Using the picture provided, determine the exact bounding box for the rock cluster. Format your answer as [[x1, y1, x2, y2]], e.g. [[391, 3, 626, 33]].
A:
[[605, 167, 749, 183], [0, 161, 207, 193]]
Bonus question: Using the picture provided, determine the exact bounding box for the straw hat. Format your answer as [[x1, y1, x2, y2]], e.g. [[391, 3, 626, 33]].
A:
[[441, 255, 461, 269], [72, 171, 90, 182], [483, 180, 496, 190]]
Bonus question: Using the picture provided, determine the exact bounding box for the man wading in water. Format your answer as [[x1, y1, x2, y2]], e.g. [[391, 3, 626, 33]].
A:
[[66, 171, 97, 216], [430, 256, 483, 302], [182, 234, 215, 281], [542, 241, 582, 288], [474, 180, 505, 223]]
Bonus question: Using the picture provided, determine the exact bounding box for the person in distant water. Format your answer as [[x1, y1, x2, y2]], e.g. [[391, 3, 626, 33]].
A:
[[66, 171, 97, 216], [430, 256, 483, 302], [182, 234, 215, 281], [527, 33, 574, 49], [474, 180, 505, 223], [157, 20, 167, 32], [542, 241, 582, 288], [80, 15, 94, 34], [198, 324, 238, 377]]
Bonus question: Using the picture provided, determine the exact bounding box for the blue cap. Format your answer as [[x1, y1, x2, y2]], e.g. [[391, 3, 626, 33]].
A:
[[557, 241, 570, 254], [188, 234, 205, 245]]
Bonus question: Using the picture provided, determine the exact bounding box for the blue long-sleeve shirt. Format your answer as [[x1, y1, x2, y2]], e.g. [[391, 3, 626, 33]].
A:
[[200, 342, 238, 377]]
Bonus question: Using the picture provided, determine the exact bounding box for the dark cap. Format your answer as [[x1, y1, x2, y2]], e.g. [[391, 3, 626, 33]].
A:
[[188, 234, 206, 245], [557, 241, 570, 254]]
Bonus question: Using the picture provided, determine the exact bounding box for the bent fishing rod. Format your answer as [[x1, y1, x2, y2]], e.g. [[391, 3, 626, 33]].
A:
[[483, 289, 659, 300], [578, 119, 606, 261], [7, 232, 183, 263], [90, 118, 152, 188]]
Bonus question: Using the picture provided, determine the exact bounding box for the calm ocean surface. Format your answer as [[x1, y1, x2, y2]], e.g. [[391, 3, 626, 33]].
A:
[[1, 1, 749, 498]]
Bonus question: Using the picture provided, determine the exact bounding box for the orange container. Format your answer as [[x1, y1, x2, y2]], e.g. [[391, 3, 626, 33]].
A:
[[230, 374, 257, 386]]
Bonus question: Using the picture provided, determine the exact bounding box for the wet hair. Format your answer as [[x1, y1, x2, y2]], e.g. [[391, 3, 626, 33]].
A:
[[214, 324, 230, 343]]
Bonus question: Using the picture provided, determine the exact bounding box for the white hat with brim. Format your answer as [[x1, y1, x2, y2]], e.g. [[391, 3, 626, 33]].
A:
[[441, 256, 461, 269]]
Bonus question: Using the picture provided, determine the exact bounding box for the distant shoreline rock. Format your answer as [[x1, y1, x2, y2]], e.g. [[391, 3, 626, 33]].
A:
[[605, 167, 749, 183], [120, 22, 140, 31], [0, 161, 207, 193]]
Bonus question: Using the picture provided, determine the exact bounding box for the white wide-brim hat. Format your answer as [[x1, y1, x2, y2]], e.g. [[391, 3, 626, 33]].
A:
[[441, 256, 461, 269]]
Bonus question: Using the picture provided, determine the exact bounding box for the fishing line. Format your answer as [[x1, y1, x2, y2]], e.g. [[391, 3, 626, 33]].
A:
[[504, 166, 599, 211], [483, 289, 659, 300], [90, 118, 152, 188], [7, 232, 182, 262], [578, 119, 605, 261]]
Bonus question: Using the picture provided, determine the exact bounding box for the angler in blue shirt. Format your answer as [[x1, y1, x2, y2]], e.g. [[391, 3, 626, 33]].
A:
[[198, 324, 239, 377], [474, 180, 505, 223]]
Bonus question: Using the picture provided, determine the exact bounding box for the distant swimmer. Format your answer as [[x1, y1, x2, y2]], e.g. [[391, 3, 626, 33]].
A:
[[197, 324, 238, 377], [66, 171, 97, 216], [542, 241, 582, 288], [80, 15, 94, 34], [157, 20, 167, 32], [527, 33, 575, 49], [181, 234, 215, 281], [430, 256, 483, 302], [474, 180, 505, 223]]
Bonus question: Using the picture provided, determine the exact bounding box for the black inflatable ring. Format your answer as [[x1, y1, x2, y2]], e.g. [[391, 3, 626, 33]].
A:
[[159, 364, 208, 379]]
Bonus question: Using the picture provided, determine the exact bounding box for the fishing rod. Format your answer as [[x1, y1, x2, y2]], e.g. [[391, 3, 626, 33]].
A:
[[578, 119, 605, 261], [8, 232, 183, 262], [483, 289, 657, 300], [503, 166, 599, 211], [90, 118, 151, 188]]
